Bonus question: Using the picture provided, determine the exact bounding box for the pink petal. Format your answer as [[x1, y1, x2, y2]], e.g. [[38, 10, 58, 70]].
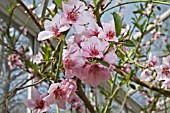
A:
[[77, 11, 93, 25], [37, 31, 54, 41], [58, 24, 70, 32], [103, 50, 117, 64], [56, 98, 66, 109], [23, 99, 36, 109], [32, 88, 41, 100], [44, 20, 52, 30], [48, 83, 59, 94], [52, 14, 61, 27], [43, 94, 55, 105]]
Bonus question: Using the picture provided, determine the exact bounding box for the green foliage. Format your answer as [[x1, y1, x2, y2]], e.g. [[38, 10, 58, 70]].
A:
[[53, 0, 68, 9], [121, 39, 136, 47], [116, 47, 126, 61], [41, 43, 53, 60], [112, 12, 122, 37]]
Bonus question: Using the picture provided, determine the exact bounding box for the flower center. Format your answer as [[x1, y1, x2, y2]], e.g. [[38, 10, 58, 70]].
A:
[[52, 25, 60, 36], [67, 12, 78, 22], [106, 31, 115, 39], [162, 67, 169, 75], [92, 31, 99, 37], [54, 87, 62, 99], [35, 100, 44, 109], [65, 59, 75, 69], [90, 49, 99, 57]]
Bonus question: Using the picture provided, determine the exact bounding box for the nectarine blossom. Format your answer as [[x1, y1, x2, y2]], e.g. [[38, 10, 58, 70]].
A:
[[80, 36, 109, 58], [43, 79, 77, 109], [38, 14, 70, 41], [8, 54, 22, 69], [98, 20, 118, 42], [23, 88, 50, 113]]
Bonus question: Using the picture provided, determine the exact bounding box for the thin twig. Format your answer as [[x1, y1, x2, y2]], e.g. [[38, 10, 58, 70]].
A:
[[18, 0, 43, 31], [101, 0, 170, 15], [114, 66, 170, 97], [76, 79, 96, 113]]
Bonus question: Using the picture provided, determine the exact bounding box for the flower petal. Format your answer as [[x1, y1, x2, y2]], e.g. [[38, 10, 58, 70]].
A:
[[37, 31, 54, 41]]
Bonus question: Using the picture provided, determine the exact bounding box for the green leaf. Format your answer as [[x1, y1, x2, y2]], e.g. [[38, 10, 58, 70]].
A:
[[116, 48, 126, 61], [112, 12, 122, 37], [127, 49, 135, 57], [53, 0, 62, 9], [104, 41, 115, 55], [130, 84, 136, 90], [46, 8, 55, 17], [97, 59, 110, 67], [127, 72, 133, 81], [121, 39, 136, 47]]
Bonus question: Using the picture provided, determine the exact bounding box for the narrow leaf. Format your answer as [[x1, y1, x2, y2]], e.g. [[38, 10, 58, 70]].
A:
[[112, 12, 122, 37], [121, 39, 136, 47]]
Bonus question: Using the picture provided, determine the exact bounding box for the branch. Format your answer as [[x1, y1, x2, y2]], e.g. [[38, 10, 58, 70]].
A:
[[94, 0, 104, 27], [15, 77, 47, 90], [76, 79, 96, 113], [114, 66, 170, 97], [41, 0, 49, 20], [18, 0, 43, 31], [101, 0, 170, 15]]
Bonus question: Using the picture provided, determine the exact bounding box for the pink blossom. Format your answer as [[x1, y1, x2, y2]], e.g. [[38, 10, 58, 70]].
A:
[[147, 53, 159, 67], [80, 36, 109, 58], [76, 103, 84, 112], [83, 64, 111, 87], [63, 50, 85, 78], [48, 4, 55, 12], [103, 49, 117, 65], [8, 54, 22, 69], [43, 79, 77, 109], [156, 102, 161, 111], [38, 14, 70, 41], [83, 20, 102, 38], [23, 88, 50, 113], [98, 20, 118, 42], [61, 0, 93, 26], [150, 29, 161, 40], [140, 69, 151, 78], [154, 56, 170, 81], [70, 94, 80, 103]]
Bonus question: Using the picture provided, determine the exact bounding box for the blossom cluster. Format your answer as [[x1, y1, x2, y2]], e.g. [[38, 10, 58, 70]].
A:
[[23, 79, 77, 113], [24, 0, 126, 112], [8, 54, 22, 69], [37, 0, 120, 87], [140, 54, 170, 89]]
